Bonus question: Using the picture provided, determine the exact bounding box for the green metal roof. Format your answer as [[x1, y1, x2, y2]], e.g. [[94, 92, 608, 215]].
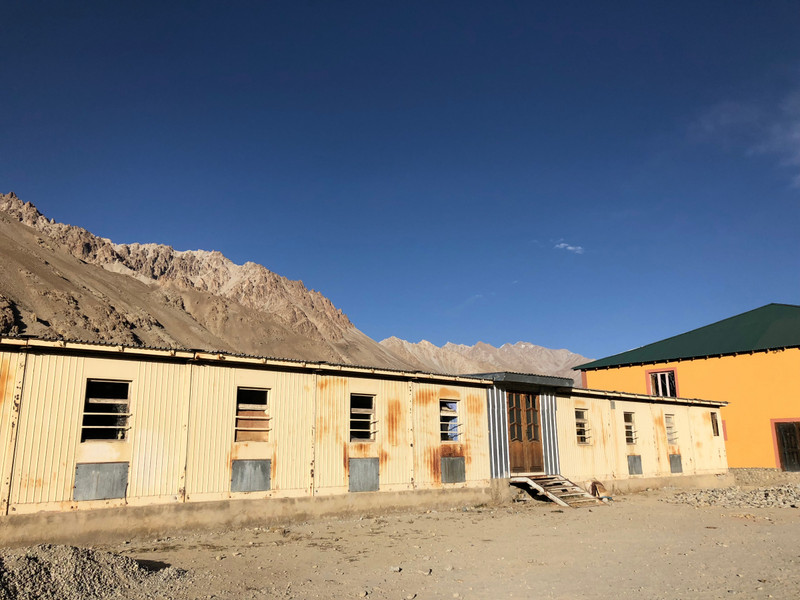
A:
[[576, 303, 800, 371]]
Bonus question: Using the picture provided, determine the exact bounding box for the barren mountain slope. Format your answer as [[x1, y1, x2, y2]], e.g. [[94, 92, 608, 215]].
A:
[[380, 337, 589, 384], [0, 193, 408, 368]]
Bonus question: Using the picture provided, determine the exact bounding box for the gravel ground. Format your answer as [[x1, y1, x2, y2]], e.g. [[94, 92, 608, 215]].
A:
[[0, 544, 190, 600], [666, 484, 800, 509]]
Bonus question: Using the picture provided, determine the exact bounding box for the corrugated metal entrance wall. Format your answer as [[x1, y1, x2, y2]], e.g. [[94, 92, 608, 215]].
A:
[[0, 349, 491, 516], [540, 390, 561, 476], [486, 386, 561, 479]]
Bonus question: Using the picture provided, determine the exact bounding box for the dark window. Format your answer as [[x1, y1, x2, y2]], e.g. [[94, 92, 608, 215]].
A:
[[665, 414, 678, 444], [525, 395, 540, 442], [627, 455, 643, 475], [350, 394, 375, 441], [669, 454, 683, 473], [710, 412, 720, 437], [650, 371, 677, 397], [81, 380, 131, 442], [508, 393, 522, 441], [234, 387, 269, 442], [440, 400, 460, 442], [624, 412, 636, 445], [575, 408, 590, 444]]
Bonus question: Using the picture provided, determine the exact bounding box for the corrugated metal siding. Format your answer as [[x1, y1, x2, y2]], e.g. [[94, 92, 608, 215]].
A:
[[557, 393, 729, 485], [0, 351, 23, 513], [9, 353, 85, 505], [185, 364, 235, 496], [269, 370, 313, 493], [462, 387, 490, 482], [128, 360, 190, 499], [540, 391, 561, 475], [375, 379, 413, 489], [486, 387, 509, 479], [314, 375, 348, 492]]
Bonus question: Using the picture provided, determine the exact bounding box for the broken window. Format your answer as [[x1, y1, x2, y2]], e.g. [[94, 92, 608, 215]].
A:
[[710, 411, 720, 437], [350, 394, 375, 442], [525, 395, 540, 442], [508, 393, 522, 442], [650, 370, 677, 397], [575, 408, 590, 444], [440, 400, 460, 442], [81, 379, 131, 442], [623, 412, 636, 444], [665, 413, 678, 444], [234, 387, 270, 442]]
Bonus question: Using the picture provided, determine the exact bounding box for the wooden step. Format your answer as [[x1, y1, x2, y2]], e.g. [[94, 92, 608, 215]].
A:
[[510, 475, 606, 509]]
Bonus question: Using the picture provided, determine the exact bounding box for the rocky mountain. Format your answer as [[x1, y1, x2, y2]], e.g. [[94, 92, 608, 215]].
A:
[[0, 192, 406, 368], [0, 192, 588, 381], [380, 337, 588, 384]]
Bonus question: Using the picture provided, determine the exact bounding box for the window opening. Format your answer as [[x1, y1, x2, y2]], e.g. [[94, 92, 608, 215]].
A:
[[440, 400, 460, 442], [525, 395, 540, 442], [235, 387, 270, 442], [710, 412, 720, 437], [624, 412, 637, 444], [575, 408, 590, 444], [665, 413, 678, 444], [81, 380, 131, 442], [508, 393, 522, 441], [350, 394, 376, 442], [650, 371, 677, 397]]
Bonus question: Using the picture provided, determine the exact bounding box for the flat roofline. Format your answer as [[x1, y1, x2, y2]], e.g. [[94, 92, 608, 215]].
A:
[[0, 336, 493, 387], [560, 386, 728, 408], [467, 371, 574, 388]]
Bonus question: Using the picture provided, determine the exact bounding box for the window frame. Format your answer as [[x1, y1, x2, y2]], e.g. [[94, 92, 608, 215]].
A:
[[234, 387, 270, 443], [623, 411, 637, 445], [349, 394, 376, 442], [710, 411, 720, 437], [575, 408, 590, 445], [665, 413, 678, 445], [80, 379, 132, 443], [648, 369, 677, 397], [440, 399, 460, 442]]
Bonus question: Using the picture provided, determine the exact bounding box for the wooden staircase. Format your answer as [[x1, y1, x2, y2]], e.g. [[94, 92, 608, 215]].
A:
[[510, 474, 605, 508]]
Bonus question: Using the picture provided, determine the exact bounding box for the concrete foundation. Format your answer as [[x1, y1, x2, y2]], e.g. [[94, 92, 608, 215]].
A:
[[0, 483, 506, 547], [583, 471, 735, 496]]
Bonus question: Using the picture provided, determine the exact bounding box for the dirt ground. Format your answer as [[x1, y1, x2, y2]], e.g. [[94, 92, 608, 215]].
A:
[[89, 486, 800, 600]]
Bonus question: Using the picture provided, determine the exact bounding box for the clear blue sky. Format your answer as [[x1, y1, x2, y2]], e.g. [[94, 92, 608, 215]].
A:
[[2, 2, 799, 359]]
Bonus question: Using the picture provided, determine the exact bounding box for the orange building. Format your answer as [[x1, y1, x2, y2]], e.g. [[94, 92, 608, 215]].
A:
[[577, 304, 800, 470]]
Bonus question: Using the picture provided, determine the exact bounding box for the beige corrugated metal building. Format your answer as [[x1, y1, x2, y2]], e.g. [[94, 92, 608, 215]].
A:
[[0, 338, 492, 525], [481, 373, 729, 494]]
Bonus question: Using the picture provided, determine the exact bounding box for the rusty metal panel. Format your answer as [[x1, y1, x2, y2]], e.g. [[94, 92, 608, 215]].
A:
[[9, 353, 87, 505], [441, 456, 466, 483], [74, 462, 129, 501], [348, 458, 379, 492], [0, 351, 23, 513], [374, 379, 412, 489], [412, 383, 490, 488], [627, 454, 643, 475], [231, 459, 271, 492], [314, 375, 348, 492], [185, 364, 235, 496], [267, 370, 314, 494], [127, 360, 190, 499]]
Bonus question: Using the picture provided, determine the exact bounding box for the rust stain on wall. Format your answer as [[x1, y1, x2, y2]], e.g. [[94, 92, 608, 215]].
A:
[[385, 396, 402, 446], [342, 442, 349, 475], [348, 442, 374, 459], [440, 443, 464, 458], [0, 356, 9, 407], [379, 449, 389, 469], [414, 386, 436, 408], [427, 446, 442, 483]]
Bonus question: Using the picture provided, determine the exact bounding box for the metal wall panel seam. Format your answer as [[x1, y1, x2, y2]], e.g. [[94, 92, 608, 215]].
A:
[[310, 371, 317, 496], [1, 351, 26, 514], [179, 362, 194, 502]]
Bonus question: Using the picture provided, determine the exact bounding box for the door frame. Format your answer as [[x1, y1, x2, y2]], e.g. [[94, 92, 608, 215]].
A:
[[771, 418, 800, 471]]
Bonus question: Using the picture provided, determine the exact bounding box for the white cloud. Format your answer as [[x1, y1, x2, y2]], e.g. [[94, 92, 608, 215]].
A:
[[554, 242, 584, 255], [692, 87, 800, 186]]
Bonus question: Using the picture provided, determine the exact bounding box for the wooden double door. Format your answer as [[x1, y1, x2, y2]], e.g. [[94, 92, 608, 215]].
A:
[[507, 392, 544, 473]]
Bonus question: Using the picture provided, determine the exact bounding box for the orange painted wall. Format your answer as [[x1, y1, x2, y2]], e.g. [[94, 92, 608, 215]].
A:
[[582, 348, 800, 469]]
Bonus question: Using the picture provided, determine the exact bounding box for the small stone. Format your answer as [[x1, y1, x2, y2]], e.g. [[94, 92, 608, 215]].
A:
[[359, 591, 368, 598], [390, 566, 402, 572]]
